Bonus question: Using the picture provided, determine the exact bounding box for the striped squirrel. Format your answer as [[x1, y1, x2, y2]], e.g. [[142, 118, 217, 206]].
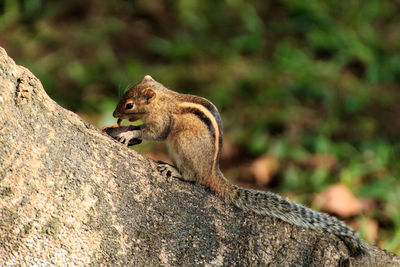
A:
[[103, 75, 369, 257]]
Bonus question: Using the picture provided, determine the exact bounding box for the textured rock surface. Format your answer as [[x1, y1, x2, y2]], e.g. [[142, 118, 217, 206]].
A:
[[0, 47, 399, 266]]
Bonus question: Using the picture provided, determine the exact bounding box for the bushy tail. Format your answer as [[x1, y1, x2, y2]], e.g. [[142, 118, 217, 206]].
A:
[[227, 183, 369, 256]]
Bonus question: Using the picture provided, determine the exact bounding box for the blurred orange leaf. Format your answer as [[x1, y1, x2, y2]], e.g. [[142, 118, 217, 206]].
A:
[[249, 154, 278, 186], [314, 183, 364, 217]]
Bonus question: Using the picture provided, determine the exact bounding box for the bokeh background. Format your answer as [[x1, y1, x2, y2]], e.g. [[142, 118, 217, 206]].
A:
[[1, 0, 399, 254]]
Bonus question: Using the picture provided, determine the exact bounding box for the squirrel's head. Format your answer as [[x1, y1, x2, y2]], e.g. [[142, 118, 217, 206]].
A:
[[113, 75, 161, 122]]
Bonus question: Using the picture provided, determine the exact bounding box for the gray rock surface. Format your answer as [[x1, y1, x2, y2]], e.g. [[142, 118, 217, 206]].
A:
[[0, 47, 399, 266]]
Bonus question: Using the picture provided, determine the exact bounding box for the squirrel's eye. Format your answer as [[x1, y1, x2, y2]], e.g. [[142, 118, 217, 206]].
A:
[[125, 103, 134, 110]]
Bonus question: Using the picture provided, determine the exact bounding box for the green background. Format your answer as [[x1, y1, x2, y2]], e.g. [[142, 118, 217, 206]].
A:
[[1, 0, 399, 253]]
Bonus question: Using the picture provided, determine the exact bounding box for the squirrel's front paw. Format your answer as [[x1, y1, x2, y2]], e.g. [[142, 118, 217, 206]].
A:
[[103, 125, 142, 146], [116, 131, 140, 146]]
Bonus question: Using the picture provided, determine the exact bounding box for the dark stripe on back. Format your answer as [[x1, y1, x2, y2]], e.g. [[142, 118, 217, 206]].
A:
[[181, 95, 223, 149], [180, 107, 215, 142], [190, 97, 223, 134]]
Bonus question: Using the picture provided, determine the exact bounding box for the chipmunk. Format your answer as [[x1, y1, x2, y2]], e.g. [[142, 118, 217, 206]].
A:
[[103, 75, 369, 257]]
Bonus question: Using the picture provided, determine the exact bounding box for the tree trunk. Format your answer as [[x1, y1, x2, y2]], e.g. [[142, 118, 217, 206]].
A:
[[0, 47, 398, 266]]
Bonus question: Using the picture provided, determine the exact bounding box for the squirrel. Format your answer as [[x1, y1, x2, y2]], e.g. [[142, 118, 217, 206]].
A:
[[103, 75, 369, 257]]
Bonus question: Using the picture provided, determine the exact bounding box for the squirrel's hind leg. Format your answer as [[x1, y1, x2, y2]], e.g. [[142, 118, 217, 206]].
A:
[[156, 161, 183, 182]]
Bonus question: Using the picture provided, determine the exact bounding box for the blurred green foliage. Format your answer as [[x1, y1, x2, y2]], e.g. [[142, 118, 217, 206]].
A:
[[1, 0, 400, 253]]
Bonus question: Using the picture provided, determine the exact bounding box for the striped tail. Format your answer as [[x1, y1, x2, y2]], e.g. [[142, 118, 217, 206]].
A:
[[228, 183, 369, 257]]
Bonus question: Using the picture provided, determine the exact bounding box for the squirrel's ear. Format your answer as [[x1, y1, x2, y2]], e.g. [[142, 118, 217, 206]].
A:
[[142, 75, 155, 82], [143, 88, 156, 102]]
